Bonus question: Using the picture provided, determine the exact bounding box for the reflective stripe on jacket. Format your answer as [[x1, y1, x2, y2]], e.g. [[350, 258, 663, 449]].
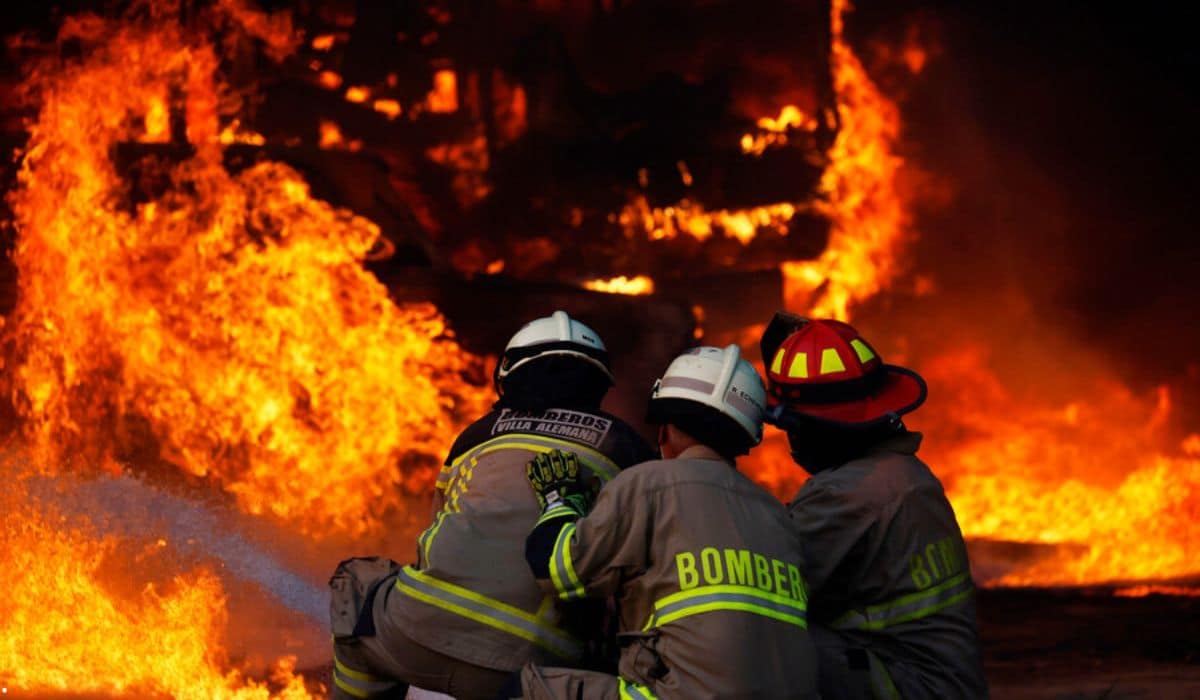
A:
[[549, 445, 820, 699], [790, 432, 989, 698], [386, 406, 653, 672], [394, 565, 583, 660]]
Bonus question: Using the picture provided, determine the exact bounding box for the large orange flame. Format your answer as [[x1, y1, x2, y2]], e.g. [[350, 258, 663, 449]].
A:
[[781, 0, 907, 321], [918, 348, 1200, 586], [1, 4, 488, 694], [743, 0, 1200, 592], [3, 6, 490, 539]]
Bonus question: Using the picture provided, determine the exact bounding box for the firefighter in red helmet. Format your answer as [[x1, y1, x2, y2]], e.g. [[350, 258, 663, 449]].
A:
[[760, 312, 988, 699]]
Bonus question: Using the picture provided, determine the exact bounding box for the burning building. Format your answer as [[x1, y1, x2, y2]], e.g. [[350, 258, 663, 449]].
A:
[[0, 0, 1197, 697]]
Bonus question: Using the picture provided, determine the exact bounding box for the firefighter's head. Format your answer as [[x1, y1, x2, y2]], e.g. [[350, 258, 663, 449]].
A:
[[494, 310, 614, 411], [646, 344, 766, 462], [759, 312, 927, 471]]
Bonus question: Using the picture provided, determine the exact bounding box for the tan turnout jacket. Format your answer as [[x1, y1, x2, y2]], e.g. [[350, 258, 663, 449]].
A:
[[541, 445, 820, 700], [791, 432, 988, 698], [389, 406, 653, 671]]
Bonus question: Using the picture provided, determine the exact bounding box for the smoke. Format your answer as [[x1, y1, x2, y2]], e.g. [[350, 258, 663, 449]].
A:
[[848, 2, 1200, 434], [26, 474, 327, 624], [19, 466, 331, 666]]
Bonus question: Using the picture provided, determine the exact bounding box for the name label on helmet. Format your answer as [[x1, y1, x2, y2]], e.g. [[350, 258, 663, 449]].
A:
[[492, 408, 613, 448]]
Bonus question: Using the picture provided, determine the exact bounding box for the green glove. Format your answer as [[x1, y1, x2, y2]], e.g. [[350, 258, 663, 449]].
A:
[[526, 450, 591, 514]]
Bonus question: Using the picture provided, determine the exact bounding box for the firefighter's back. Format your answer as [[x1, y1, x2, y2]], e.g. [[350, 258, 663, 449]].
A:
[[618, 453, 820, 699], [794, 436, 988, 698], [386, 406, 652, 672]]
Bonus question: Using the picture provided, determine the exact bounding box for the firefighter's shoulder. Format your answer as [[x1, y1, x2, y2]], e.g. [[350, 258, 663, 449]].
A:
[[591, 408, 656, 467], [602, 455, 705, 493], [442, 408, 505, 466]]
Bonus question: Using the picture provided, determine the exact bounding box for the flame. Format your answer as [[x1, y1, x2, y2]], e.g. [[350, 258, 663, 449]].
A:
[[140, 93, 171, 142], [219, 119, 266, 145], [215, 0, 300, 62], [318, 118, 345, 148], [918, 348, 1200, 586], [616, 0, 906, 275], [727, 0, 1200, 592], [583, 275, 655, 296], [1113, 585, 1200, 598], [373, 98, 402, 120], [740, 105, 819, 156], [780, 0, 908, 321], [2, 6, 490, 540], [427, 69, 458, 113], [2, 2, 496, 694], [618, 195, 796, 245], [0, 471, 318, 698], [310, 34, 335, 51], [317, 70, 342, 90], [426, 135, 491, 207], [317, 119, 362, 153]]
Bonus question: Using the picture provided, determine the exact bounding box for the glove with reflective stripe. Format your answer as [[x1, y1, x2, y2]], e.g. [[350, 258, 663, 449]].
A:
[[526, 450, 591, 515]]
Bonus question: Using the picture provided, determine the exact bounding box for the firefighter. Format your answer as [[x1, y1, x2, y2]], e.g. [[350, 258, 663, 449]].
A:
[[759, 312, 989, 699], [519, 345, 821, 700], [329, 310, 655, 700]]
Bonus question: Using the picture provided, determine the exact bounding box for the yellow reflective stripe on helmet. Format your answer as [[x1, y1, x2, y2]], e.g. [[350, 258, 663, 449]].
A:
[[850, 338, 876, 364], [448, 434, 620, 482], [550, 522, 586, 600], [787, 352, 808, 378], [395, 566, 583, 660], [820, 347, 846, 374], [644, 584, 807, 630], [619, 677, 658, 700], [770, 348, 787, 375], [832, 572, 974, 631]]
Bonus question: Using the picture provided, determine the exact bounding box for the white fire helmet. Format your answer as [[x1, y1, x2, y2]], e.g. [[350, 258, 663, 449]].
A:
[[649, 344, 767, 445], [495, 310, 615, 392]]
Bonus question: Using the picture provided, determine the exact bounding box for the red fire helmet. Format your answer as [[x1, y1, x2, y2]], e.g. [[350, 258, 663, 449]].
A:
[[759, 312, 927, 428]]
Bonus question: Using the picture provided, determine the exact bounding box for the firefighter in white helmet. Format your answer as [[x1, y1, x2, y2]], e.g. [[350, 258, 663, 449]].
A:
[[328, 311, 654, 700], [517, 345, 820, 700]]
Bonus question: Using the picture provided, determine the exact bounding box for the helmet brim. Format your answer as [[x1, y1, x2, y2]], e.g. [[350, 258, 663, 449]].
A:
[[767, 365, 927, 429], [501, 350, 615, 385]]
